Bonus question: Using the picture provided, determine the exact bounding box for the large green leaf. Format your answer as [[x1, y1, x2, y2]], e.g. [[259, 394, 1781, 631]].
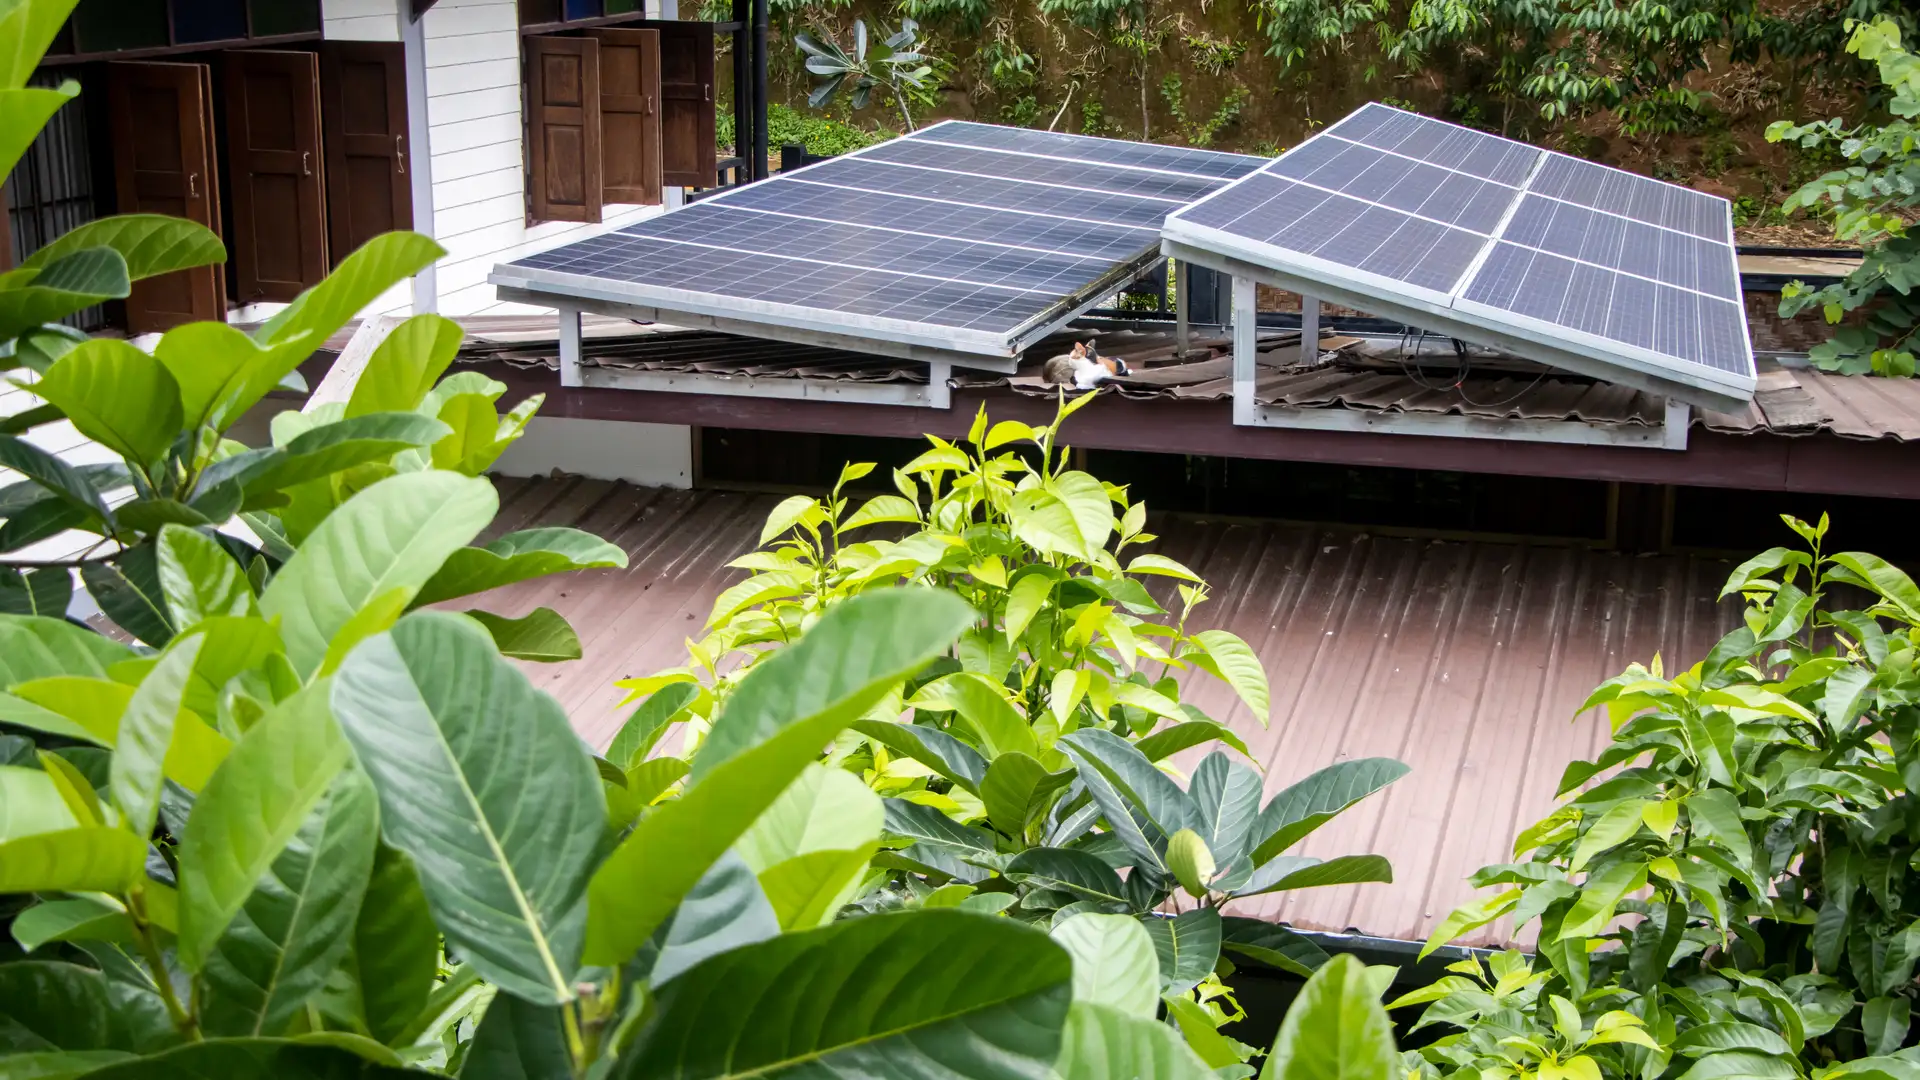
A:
[[236, 413, 452, 496], [913, 672, 1040, 761], [11, 896, 131, 953], [1003, 570, 1056, 645], [201, 768, 378, 1037], [735, 763, 882, 930], [1134, 718, 1253, 763], [261, 472, 497, 678], [177, 683, 352, 972], [1051, 913, 1161, 1019], [605, 682, 699, 771], [851, 718, 987, 794], [1054, 1002, 1212, 1080], [81, 546, 174, 647], [0, 433, 114, 527], [1222, 917, 1331, 977], [330, 611, 604, 1004], [1060, 728, 1197, 836], [66, 1038, 441, 1078], [0, 0, 81, 91], [345, 314, 464, 418], [108, 635, 204, 838], [0, 565, 73, 617], [0, 960, 175, 1056], [982, 752, 1072, 836], [1259, 953, 1397, 1080], [1190, 752, 1264, 867], [616, 910, 1072, 1079], [464, 607, 581, 662], [1187, 629, 1270, 725], [349, 844, 439, 1046], [0, 85, 79, 197], [1007, 847, 1130, 905], [1140, 908, 1222, 994], [152, 322, 311, 434], [414, 527, 627, 607], [643, 850, 781, 988], [1229, 854, 1394, 898], [754, 847, 877, 931], [156, 525, 254, 629], [0, 614, 133, 686], [1252, 758, 1409, 866], [21, 214, 224, 282], [586, 588, 975, 966], [460, 995, 570, 1080], [256, 233, 445, 351], [1, 763, 79, 839], [0, 826, 147, 893], [0, 244, 127, 339], [33, 339, 182, 466]]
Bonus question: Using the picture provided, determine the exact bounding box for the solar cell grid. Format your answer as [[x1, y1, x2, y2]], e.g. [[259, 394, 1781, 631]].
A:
[[918, 120, 1264, 181], [861, 138, 1221, 203], [794, 157, 1176, 229]]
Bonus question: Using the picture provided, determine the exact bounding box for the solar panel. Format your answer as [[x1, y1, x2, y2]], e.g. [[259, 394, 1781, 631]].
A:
[[1163, 102, 1755, 410], [491, 120, 1262, 366]]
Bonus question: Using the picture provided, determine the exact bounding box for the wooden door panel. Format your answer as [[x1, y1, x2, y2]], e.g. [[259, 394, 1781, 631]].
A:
[[591, 28, 661, 206], [653, 22, 716, 189], [321, 41, 411, 266], [226, 50, 329, 304], [528, 36, 602, 224], [108, 61, 220, 332]]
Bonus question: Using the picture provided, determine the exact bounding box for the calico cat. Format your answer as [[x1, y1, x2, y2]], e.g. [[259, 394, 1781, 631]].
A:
[[1041, 341, 1130, 390]]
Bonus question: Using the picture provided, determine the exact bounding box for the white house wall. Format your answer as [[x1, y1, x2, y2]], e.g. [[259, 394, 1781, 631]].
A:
[[323, 0, 402, 41]]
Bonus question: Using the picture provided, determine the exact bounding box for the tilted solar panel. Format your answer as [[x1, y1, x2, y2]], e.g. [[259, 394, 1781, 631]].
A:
[[492, 120, 1263, 366], [1162, 102, 1755, 410]]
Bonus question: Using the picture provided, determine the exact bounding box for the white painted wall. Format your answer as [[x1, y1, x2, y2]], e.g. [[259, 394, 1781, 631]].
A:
[[323, 0, 402, 41], [492, 417, 694, 488]]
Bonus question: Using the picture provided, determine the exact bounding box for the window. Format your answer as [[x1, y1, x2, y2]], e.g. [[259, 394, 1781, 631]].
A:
[[519, 0, 646, 29], [46, 0, 321, 61]]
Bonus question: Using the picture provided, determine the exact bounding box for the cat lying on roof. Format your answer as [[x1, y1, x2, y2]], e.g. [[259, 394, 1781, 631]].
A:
[[1041, 341, 1131, 390]]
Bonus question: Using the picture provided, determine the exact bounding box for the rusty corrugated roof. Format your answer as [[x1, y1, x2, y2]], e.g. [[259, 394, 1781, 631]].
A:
[[476, 476, 1744, 947]]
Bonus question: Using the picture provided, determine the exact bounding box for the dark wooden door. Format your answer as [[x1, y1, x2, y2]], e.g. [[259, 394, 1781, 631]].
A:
[[107, 61, 222, 333], [590, 28, 662, 206], [527, 35, 602, 224], [654, 21, 715, 189], [224, 50, 329, 304], [321, 41, 412, 267]]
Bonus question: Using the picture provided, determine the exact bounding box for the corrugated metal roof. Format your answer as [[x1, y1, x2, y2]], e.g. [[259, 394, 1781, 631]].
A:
[[477, 476, 1744, 947]]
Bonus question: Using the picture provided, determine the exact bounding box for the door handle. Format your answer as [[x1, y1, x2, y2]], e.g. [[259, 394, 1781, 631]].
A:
[[703, 83, 711, 101], [645, 93, 654, 115], [302, 151, 312, 177], [395, 135, 406, 174], [188, 172, 199, 198]]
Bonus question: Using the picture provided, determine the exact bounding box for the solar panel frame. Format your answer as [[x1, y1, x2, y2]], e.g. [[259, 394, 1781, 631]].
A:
[[491, 119, 1261, 367], [1162, 102, 1757, 410]]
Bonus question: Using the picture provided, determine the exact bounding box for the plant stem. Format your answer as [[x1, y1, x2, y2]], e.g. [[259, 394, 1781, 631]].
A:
[[562, 1000, 590, 1077], [128, 890, 198, 1040]]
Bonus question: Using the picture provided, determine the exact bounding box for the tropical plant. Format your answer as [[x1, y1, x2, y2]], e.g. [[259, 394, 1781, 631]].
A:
[[1770, 17, 1920, 377], [1396, 513, 1920, 1079], [794, 18, 946, 132]]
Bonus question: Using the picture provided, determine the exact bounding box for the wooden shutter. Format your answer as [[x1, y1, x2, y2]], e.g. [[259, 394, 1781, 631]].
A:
[[225, 50, 329, 304], [655, 22, 716, 189], [527, 36, 603, 224], [321, 41, 412, 267], [591, 28, 662, 206], [107, 61, 222, 333]]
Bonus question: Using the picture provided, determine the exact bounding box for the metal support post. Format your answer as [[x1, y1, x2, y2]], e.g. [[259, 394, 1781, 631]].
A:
[[1232, 276, 1257, 426], [399, 7, 435, 313], [751, 0, 770, 180], [1300, 293, 1320, 360], [1174, 259, 1189, 358], [1663, 398, 1691, 451], [558, 308, 583, 388]]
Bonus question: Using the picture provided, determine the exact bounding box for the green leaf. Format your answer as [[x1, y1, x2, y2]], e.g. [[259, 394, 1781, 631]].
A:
[[736, 763, 883, 871], [465, 607, 581, 662], [177, 683, 352, 973], [1188, 629, 1270, 724], [1232, 854, 1394, 897], [1003, 571, 1056, 645], [11, 897, 130, 952], [0, 566, 73, 617], [331, 611, 604, 1005], [841, 494, 920, 530], [239, 412, 453, 494], [0, 614, 132, 686], [0, 1050, 135, 1078], [81, 547, 175, 647], [60, 1037, 446, 1078], [755, 847, 878, 931], [350, 844, 439, 1046], [606, 682, 699, 771], [1049, 471, 1116, 558], [1222, 917, 1331, 977], [1141, 908, 1222, 994], [201, 768, 378, 1037], [1865, 997, 1911, 1057], [1190, 752, 1264, 866], [256, 233, 446, 351], [1164, 995, 1239, 1068], [852, 718, 987, 794], [981, 751, 1072, 836], [0, 826, 146, 893], [1260, 953, 1398, 1080], [22, 214, 223, 282], [912, 672, 1038, 761], [0, 960, 176, 1056], [0, 433, 114, 527], [33, 339, 183, 466], [0, 0, 80, 91], [1685, 789, 1754, 872], [586, 589, 974, 966], [1675, 1051, 1798, 1080], [414, 527, 626, 607], [108, 635, 204, 837], [156, 525, 254, 628], [1167, 829, 1216, 897], [1, 762, 77, 839], [1570, 799, 1649, 872], [1126, 554, 1202, 581], [1007, 847, 1130, 905], [1061, 728, 1197, 836], [1252, 758, 1409, 865], [1051, 913, 1161, 1019], [1055, 1001, 1212, 1080], [461, 994, 570, 1080], [151, 321, 311, 433], [345, 314, 465, 418], [759, 494, 820, 545], [261, 472, 497, 678], [1829, 551, 1920, 622], [614, 910, 1072, 1079], [1557, 861, 1648, 940], [1671, 1022, 1793, 1057], [644, 850, 782, 988], [0, 244, 128, 340]]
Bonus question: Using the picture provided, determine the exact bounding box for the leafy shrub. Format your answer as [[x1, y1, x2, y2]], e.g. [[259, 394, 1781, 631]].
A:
[[1399, 513, 1920, 1078]]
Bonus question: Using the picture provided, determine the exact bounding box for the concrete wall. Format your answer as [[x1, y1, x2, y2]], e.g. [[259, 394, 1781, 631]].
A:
[[491, 417, 694, 488]]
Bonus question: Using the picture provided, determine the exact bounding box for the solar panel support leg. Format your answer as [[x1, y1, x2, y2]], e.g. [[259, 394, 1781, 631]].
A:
[[1300, 293, 1320, 360], [1175, 260, 1190, 359], [558, 307, 583, 388], [1663, 399, 1690, 450], [1231, 275, 1257, 426]]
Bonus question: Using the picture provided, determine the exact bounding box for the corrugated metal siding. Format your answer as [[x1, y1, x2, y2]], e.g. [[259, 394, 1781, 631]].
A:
[[480, 477, 1746, 946]]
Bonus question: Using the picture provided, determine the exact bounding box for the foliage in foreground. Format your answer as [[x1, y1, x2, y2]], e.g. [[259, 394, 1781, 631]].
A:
[[1401, 514, 1920, 1079], [1772, 17, 1920, 378], [610, 397, 1407, 1071]]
